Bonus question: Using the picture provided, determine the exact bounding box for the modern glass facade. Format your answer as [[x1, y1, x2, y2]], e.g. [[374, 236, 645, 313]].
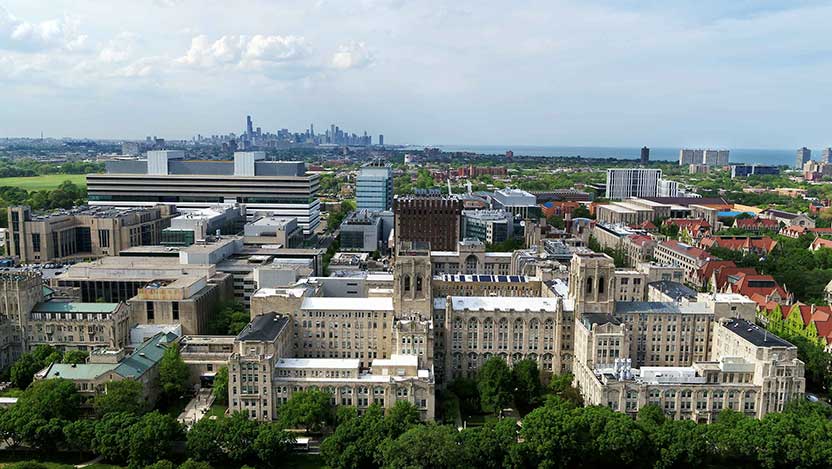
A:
[[356, 165, 393, 211]]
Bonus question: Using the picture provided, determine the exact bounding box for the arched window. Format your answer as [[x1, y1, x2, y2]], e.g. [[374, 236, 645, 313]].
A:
[[598, 276, 605, 294], [415, 274, 423, 292], [586, 276, 593, 293], [465, 254, 478, 274], [403, 274, 411, 292]]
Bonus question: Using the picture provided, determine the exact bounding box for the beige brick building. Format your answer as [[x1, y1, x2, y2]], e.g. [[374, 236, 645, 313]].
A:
[[6, 205, 176, 264]]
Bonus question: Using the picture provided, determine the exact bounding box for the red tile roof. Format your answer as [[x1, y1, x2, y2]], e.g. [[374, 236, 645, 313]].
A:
[[729, 272, 791, 303], [810, 237, 832, 250], [700, 236, 778, 254]]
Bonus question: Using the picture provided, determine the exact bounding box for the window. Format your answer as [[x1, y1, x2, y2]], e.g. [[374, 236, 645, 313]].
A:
[[416, 275, 423, 292], [98, 229, 110, 248], [172, 303, 179, 320], [31, 233, 41, 252], [147, 302, 155, 321], [586, 276, 593, 293], [598, 276, 605, 294]]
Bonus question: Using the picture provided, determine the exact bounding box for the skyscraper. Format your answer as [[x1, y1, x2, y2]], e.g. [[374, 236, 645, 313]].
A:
[[379, 134, 384, 146], [796, 147, 811, 168], [246, 115, 254, 137], [822, 147, 832, 164], [357, 162, 394, 211], [640, 146, 650, 164]]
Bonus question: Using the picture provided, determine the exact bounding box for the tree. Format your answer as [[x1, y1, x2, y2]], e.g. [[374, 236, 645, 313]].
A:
[[460, 419, 518, 469], [549, 373, 583, 406], [572, 205, 591, 219], [277, 389, 333, 432], [253, 423, 295, 467], [94, 412, 139, 463], [186, 417, 226, 466], [477, 356, 513, 414], [9, 354, 42, 389], [93, 380, 145, 417], [448, 378, 480, 417], [383, 400, 420, 438], [62, 419, 97, 458], [377, 424, 465, 469], [159, 342, 190, 403], [9, 344, 62, 389], [212, 366, 228, 405], [61, 350, 89, 365], [321, 404, 385, 469], [128, 411, 183, 468], [637, 404, 665, 427], [178, 459, 213, 469], [511, 359, 543, 413], [207, 301, 249, 335], [0, 378, 79, 449], [221, 412, 260, 464], [143, 461, 176, 469]]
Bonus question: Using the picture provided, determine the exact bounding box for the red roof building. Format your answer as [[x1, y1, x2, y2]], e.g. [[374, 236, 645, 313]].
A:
[[810, 237, 832, 251], [699, 236, 778, 255], [724, 272, 793, 305], [734, 217, 779, 232]]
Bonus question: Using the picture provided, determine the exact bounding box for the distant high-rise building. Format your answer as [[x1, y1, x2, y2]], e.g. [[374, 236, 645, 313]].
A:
[[605, 168, 662, 199], [122, 142, 140, 156], [357, 162, 394, 211], [796, 147, 811, 168], [678, 148, 729, 166], [640, 146, 649, 164], [379, 134, 384, 146], [822, 147, 832, 164], [246, 115, 254, 137]]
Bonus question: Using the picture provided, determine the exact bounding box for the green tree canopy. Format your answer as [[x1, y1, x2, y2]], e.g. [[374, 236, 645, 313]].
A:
[[0, 378, 79, 449], [159, 342, 190, 403], [511, 359, 543, 413], [277, 389, 333, 432], [128, 411, 183, 468], [93, 380, 145, 417], [212, 366, 228, 405], [477, 356, 513, 414]]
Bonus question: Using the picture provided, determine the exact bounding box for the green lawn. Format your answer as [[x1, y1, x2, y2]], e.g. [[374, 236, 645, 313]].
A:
[[0, 174, 88, 191]]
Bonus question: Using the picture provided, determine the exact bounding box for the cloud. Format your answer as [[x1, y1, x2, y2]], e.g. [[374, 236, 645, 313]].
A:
[[330, 41, 373, 70], [177, 34, 310, 70], [0, 6, 87, 52], [98, 32, 138, 63]]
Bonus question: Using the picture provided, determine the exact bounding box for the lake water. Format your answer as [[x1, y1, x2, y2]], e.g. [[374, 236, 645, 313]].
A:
[[423, 145, 798, 167]]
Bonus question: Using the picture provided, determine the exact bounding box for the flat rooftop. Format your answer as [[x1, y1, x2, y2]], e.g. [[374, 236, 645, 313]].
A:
[[722, 318, 793, 348], [614, 301, 712, 315], [237, 313, 290, 342], [450, 296, 558, 312], [276, 358, 360, 369], [33, 301, 121, 314], [301, 297, 394, 311]]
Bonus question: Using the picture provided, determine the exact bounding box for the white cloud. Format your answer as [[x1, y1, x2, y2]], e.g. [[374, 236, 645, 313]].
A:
[[178, 34, 309, 70], [330, 41, 373, 70], [98, 32, 138, 63], [0, 6, 87, 52]]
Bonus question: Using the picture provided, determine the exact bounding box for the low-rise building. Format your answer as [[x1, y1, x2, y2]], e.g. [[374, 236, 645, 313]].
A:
[[6, 205, 177, 264], [653, 240, 717, 287], [37, 331, 179, 407]]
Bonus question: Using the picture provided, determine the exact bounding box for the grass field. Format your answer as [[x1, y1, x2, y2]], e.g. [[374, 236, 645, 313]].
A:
[[0, 174, 87, 191]]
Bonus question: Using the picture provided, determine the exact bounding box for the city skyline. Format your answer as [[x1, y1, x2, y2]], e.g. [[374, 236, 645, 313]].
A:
[[1, 1, 832, 149]]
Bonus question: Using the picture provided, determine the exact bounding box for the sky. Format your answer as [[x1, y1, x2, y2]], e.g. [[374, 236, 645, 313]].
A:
[[0, 0, 831, 148]]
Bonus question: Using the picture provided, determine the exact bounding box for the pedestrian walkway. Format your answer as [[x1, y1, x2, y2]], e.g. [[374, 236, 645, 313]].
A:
[[178, 387, 215, 428]]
